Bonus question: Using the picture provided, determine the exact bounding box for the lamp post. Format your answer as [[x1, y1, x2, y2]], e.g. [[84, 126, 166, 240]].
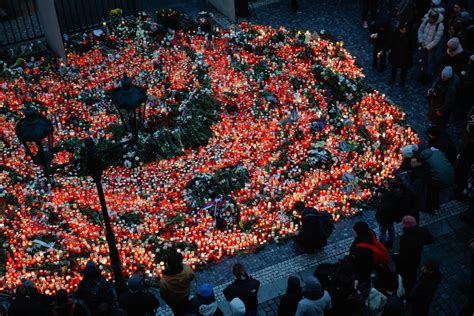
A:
[[15, 107, 127, 289], [111, 74, 147, 140]]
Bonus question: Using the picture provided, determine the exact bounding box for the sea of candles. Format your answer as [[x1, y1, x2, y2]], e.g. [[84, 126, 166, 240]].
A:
[[0, 16, 417, 294]]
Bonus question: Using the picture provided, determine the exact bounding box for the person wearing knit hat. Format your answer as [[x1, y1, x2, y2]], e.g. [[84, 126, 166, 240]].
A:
[[445, 37, 470, 76], [119, 273, 160, 316], [295, 276, 332, 315], [401, 144, 419, 159], [441, 65, 453, 79], [189, 284, 224, 316], [427, 64, 460, 127], [77, 260, 115, 314], [402, 215, 418, 229], [396, 214, 434, 293], [230, 297, 246, 316], [418, 8, 445, 84]]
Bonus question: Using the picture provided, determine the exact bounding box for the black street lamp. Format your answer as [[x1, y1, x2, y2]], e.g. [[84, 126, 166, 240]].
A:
[[15, 107, 54, 173], [111, 74, 147, 140], [15, 107, 127, 289]]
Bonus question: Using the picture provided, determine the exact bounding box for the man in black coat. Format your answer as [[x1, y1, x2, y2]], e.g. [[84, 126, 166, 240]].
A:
[[395, 216, 434, 294], [223, 263, 260, 316], [8, 280, 53, 316], [427, 66, 460, 127], [389, 23, 417, 86], [408, 259, 442, 315], [118, 274, 160, 316]]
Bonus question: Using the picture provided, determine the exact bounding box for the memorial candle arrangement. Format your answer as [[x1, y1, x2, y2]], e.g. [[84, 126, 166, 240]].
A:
[[0, 13, 417, 294]]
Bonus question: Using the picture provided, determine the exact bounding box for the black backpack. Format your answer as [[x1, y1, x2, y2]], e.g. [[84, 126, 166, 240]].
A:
[[318, 211, 334, 239], [380, 289, 406, 316]]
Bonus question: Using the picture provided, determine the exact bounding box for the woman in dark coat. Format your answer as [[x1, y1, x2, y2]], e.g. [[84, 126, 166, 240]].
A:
[[395, 216, 434, 294], [278, 276, 302, 316], [388, 23, 417, 86]]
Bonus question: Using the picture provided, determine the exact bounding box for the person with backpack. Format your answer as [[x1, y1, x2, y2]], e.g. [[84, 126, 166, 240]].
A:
[[295, 276, 332, 316], [118, 273, 160, 316], [374, 180, 404, 249], [407, 259, 441, 315], [394, 215, 434, 295], [75, 260, 115, 315], [160, 251, 195, 316], [293, 201, 334, 253], [349, 221, 391, 285], [418, 9, 445, 84], [366, 265, 406, 316], [278, 276, 302, 316], [189, 284, 224, 316], [320, 260, 366, 315], [223, 263, 260, 316]]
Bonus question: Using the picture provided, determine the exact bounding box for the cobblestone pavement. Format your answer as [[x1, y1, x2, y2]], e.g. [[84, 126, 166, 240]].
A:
[[248, 0, 469, 140], [255, 213, 474, 315]]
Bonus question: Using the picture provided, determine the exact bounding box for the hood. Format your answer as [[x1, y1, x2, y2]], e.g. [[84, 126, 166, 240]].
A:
[[198, 301, 218, 316]]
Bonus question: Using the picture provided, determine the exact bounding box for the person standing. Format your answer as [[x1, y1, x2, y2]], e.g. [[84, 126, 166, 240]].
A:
[[408, 259, 442, 315], [444, 37, 470, 76], [118, 274, 160, 316], [361, 0, 379, 28], [8, 280, 53, 316], [369, 15, 391, 73], [374, 180, 404, 249], [388, 23, 417, 86], [394, 216, 434, 294], [418, 147, 455, 204], [349, 221, 391, 285], [278, 276, 302, 316], [295, 276, 332, 316], [223, 263, 260, 316], [427, 66, 460, 127], [418, 9, 445, 84], [189, 284, 224, 316], [426, 126, 458, 164], [160, 251, 195, 316]]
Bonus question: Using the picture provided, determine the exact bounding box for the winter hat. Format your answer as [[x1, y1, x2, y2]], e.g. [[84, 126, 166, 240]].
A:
[[428, 9, 440, 19], [447, 37, 463, 56], [401, 144, 419, 159], [470, 55, 474, 63], [198, 283, 215, 299], [21, 278, 36, 288], [84, 260, 100, 278], [303, 276, 322, 292], [127, 274, 143, 293], [441, 66, 453, 79], [230, 297, 246, 316], [402, 215, 417, 229], [431, 0, 441, 6]]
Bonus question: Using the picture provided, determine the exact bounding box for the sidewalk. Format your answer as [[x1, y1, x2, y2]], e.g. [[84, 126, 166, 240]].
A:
[[156, 200, 471, 315], [256, 205, 473, 315]]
